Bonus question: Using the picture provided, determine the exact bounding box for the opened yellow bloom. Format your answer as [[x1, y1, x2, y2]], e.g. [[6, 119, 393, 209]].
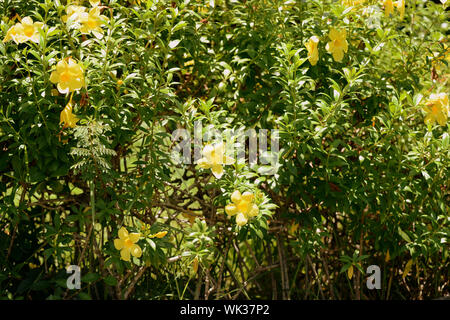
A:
[[225, 190, 259, 227], [60, 101, 79, 129], [79, 7, 108, 39], [89, 0, 101, 6], [325, 28, 348, 62], [197, 142, 235, 179], [3, 17, 43, 44], [114, 227, 142, 262], [305, 36, 319, 66], [50, 58, 85, 94], [423, 93, 449, 126]]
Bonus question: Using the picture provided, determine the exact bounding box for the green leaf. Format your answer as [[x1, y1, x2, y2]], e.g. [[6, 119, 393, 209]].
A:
[[398, 227, 411, 243], [81, 273, 100, 283]]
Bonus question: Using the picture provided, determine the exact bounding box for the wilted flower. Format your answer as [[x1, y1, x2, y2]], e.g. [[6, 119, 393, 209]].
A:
[[423, 93, 449, 126], [305, 36, 319, 66], [60, 101, 79, 129], [50, 58, 85, 94], [382, 0, 395, 17], [325, 28, 348, 62], [197, 141, 235, 179], [114, 227, 142, 262], [2, 16, 44, 44], [394, 0, 405, 20], [62, 5, 87, 29], [225, 190, 259, 226], [341, 0, 366, 6]]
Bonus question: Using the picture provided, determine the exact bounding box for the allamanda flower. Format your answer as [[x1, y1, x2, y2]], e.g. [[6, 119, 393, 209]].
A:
[[114, 227, 142, 262], [2, 16, 44, 44], [60, 101, 79, 129], [197, 141, 235, 179], [423, 93, 449, 126], [79, 7, 108, 39], [325, 28, 348, 62], [305, 36, 319, 66], [50, 58, 85, 94], [225, 190, 259, 227]]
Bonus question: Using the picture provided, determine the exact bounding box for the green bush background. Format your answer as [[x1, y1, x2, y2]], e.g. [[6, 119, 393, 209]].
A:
[[0, 0, 448, 300]]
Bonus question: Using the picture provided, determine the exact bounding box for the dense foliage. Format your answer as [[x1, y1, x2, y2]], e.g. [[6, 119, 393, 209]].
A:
[[0, 0, 448, 300]]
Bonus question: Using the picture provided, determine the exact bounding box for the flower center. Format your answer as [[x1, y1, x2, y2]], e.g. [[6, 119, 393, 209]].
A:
[[237, 200, 250, 214], [60, 72, 71, 82], [431, 105, 439, 115], [124, 239, 134, 248], [334, 39, 342, 48], [24, 26, 35, 37], [87, 19, 97, 29]]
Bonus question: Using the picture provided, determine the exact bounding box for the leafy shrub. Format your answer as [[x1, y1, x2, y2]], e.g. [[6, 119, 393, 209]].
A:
[[0, 0, 448, 300]]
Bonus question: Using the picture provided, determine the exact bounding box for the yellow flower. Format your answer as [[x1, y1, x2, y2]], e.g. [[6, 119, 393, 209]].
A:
[[79, 7, 108, 39], [114, 227, 142, 262], [225, 190, 259, 226], [394, 0, 405, 20], [2, 16, 44, 44], [325, 28, 348, 62], [60, 101, 79, 129], [50, 58, 85, 94], [305, 36, 319, 66], [197, 141, 235, 179], [149, 231, 168, 239], [89, 0, 101, 6], [382, 0, 394, 17], [423, 93, 449, 126]]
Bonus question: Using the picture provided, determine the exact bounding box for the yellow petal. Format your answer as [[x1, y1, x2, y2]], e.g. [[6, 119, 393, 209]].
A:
[[57, 82, 70, 94], [202, 144, 214, 159], [231, 190, 241, 204], [118, 227, 128, 240], [50, 71, 59, 84], [120, 248, 131, 261], [130, 244, 142, 258], [248, 204, 259, 217], [197, 157, 211, 169], [332, 49, 344, 62], [223, 156, 235, 165], [21, 17, 33, 26], [114, 238, 124, 250], [241, 191, 254, 203], [128, 232, 141, 243], [154, 231, 167, 238], [225, 204, 238, 216], [211, 164, 224, 179], [236, 212, 248, 226]]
